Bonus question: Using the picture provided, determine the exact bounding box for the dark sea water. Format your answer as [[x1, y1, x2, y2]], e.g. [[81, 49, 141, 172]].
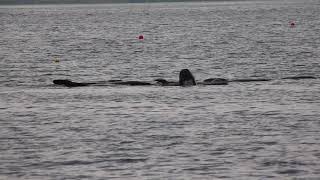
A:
[[1, 0, 320, 179]]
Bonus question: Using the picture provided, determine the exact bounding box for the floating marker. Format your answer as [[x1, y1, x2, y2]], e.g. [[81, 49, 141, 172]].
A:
[[290, 21, 295, 27], [54, 59, 60, 63], [138, 35, 144, 40]]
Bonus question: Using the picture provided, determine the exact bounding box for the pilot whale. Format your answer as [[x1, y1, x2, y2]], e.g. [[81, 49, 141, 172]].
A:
[[179, 69, 196, 86], [53, 79, 93, 87], [155, 69, 228, 86], [53, 69, 199, 87], [201, 78, 228, 85], [52, 69, 316, 87], [154, 79, 179, 86], [282, 76, 316, 80], [112, 81, 152, 86], [53, 69, 228, 87], [230, 78, 271, 82], [53, 79, 151, 87]]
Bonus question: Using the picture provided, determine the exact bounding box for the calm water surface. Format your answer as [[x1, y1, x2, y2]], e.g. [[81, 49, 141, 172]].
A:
[[0, 0, 320, 179]]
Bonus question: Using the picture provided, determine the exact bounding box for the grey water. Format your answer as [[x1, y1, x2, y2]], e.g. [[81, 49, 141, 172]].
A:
[[1, 0, 320, 179]]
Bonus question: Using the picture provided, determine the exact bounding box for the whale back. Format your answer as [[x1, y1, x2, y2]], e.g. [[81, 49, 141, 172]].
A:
[[154, 78, 168, 84], [203, 78, 228, 85], [53, 79, 73, 85], [179, 69, 196, 86], [53, 79, 90, 87]]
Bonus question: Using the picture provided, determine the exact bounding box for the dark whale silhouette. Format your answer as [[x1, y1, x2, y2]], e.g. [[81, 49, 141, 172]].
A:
[[282, 76, 316, 80], [229, 75, 316, 82], [201, 78, 228, 85], [154, 79, 179, 86], [53, 79, 151, 87], [53, 69, 198, 87], [154, 70, 228, 86], [154, 69, 197, 86], [52, 69, 317, 87], [112, 81, 152, 86], [53, 79, 93, 87], [179, 69, 196, 86], [230, 78, 271, 82]]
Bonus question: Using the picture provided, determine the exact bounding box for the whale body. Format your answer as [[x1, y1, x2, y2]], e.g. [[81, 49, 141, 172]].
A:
[[112, 81, 152, 86], [154, 79, 179, 86], [201, 78, 228, 85], [230, 78, 271, 82], [53, 79, 93, 87], [179, 69, 196, 86], [53, 79, 151, 87], [154, 69, 197, 86], [52, 69, 317, 87], [282, 76, 316, 80]]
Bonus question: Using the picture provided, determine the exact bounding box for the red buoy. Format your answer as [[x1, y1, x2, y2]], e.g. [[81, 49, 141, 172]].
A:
[[290, 21, 295, 27], [138, 35, 144, 40]]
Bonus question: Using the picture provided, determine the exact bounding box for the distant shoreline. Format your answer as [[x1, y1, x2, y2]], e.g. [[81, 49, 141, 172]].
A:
[[0, 0, 249, 6]]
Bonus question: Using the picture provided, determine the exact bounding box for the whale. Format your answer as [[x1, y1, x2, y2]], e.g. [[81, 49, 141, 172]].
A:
[[155, 70, 228, 86], [53, 69, 198, 87], [53, 79, 152, 87], [201, 78, 228, 85], [52, 70, 317, 87], [53, 79, 93, 87], [281, 76, 316, 80], [230, 78, 271, 82], [229, 75, 316, 82], [154, 69, 197, 86], [179, 69, 196, 86], [112, 81, 152, 86], [154, 79, 179, 86]]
